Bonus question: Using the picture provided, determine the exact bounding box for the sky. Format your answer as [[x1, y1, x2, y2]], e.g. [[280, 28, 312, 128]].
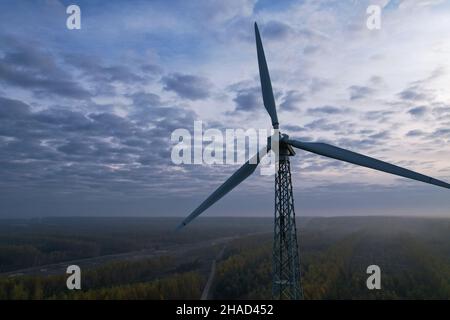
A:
[[0, 0, 449, 218]]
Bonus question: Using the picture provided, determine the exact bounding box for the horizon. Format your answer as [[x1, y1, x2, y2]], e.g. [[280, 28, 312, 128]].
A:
[[2, 214, 450, 220]]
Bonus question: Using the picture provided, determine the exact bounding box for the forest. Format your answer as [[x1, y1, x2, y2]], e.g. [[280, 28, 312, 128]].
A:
[[0, 216, 449, 299]]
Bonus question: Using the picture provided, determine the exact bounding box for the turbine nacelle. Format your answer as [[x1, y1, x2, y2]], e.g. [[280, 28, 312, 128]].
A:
[[280, 133, 289, 143], [265, 132, 294, 158], [279, 133, 295, 157]]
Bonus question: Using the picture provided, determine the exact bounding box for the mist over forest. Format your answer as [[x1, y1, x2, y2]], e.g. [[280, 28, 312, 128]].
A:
[[0, 216, 448, 299]]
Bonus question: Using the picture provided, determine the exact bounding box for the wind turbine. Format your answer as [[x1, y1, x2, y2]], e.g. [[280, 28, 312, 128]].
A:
[[177, 22, 450, 300]]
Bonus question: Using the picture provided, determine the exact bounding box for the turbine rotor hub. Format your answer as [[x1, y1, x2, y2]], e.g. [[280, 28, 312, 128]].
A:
[[279, 133, 295, 157], [280, 133, 289, 143]]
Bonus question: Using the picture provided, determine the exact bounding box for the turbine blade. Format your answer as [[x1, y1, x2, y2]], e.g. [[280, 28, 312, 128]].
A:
[[288, 139, 450, 189], [255, 22, 279, 128], [177, 146, 268, 230]]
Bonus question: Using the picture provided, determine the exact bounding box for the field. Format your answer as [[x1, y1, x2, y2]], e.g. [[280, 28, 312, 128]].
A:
[[0, 216, 449, 299]]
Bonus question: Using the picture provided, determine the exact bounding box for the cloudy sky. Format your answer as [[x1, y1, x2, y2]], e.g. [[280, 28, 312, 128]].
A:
[[0, 0, 449, 218]]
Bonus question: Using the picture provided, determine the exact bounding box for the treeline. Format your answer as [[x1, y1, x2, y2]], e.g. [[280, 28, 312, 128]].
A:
[[0, 240, 102, 273], [0, 256, 205, 299], [0, 272, 204, 300], [64, 272, 204, 300], [214, 229, 450, 299], [0, 217, 272, 272], [332, 234, 450, 299], [215, 235, 272, 299], [1, 217, 449, 299]]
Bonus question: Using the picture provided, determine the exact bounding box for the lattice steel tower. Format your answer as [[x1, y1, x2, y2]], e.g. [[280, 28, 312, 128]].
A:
[[272, 144, 303, 300]]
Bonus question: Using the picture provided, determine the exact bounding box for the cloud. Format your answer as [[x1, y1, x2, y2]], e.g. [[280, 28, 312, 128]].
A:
[[398, 86, 431, 101], [397, 68, 442, 103], [368, 131, 390, 140], [303, 45, 321, 55], [65, 54, 149, 84], [127, 92, 162, 114], [363, 110, 395, 122], [369, 76, 383, 86], [398, 0, 446, 9], [406, 129, 426, 137], [308, 77, 331, 94], [348, 85, 375, 100], [336, 137, 384, 151], [0, 37, 91, 99], [0, 96, 30, 119], [280, 90, 304, 111], [408, 106, 427, 117], [430, 128, 450, 139], [431, 105, 450, 122], [231, 86, 262, 112], [307, 105, 351, 115], [304, 118, 340, 131], [283, 124, 305, 132], [0, 93, 201, 198], [141, 64, 163, 75], [162, 73, 212, 100], [261, 20, 293, 40]]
